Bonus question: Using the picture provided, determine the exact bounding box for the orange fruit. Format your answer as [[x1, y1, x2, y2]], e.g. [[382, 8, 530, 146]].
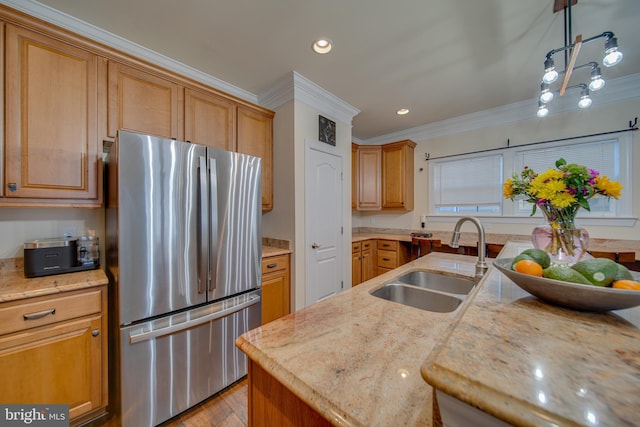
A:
[[514, 259, 543, 277], [612, 279, 640, 291]]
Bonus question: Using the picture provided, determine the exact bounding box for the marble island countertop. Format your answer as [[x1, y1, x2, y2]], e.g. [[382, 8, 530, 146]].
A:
[[237, 251, 481, 426], [422, 241, 640, 427], [239, 240, 640, 427]]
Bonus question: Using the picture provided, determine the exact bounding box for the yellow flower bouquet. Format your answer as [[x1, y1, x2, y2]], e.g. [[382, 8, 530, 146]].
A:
[[504, 158, 623, 264]]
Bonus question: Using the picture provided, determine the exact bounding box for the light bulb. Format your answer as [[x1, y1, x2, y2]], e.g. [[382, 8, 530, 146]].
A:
[[578, 95, 592, 109], [312, 39, 333, 54], [542, 57, 558, 84], [539, 83, 553, 103], [589, 77, 605, 91], [603, 37, 623, 67], [537, 102, 549, 118]]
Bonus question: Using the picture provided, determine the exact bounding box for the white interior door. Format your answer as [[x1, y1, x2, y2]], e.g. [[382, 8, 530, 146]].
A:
[[305, 141, 343, 306]]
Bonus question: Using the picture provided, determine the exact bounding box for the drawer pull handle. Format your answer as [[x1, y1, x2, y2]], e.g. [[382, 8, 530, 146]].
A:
[[382, 257, 391, 261], [23, 308, 56, 320], [92, 329, 100, 337], [267, 263, 277, 268], [383, 244, 390, 247]]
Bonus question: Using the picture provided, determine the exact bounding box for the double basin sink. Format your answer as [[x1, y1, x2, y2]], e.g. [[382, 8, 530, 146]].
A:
[[370, 270, 476, 313]]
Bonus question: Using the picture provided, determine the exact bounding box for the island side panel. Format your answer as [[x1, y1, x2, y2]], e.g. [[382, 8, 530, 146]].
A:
[[248, 360, 333, 427]]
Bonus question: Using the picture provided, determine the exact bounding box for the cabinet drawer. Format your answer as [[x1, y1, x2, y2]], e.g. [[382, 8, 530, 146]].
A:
[[377, 240, 398, 251], [352, 242, 362, 253], [262, 255, 289, 274], [377, 250, 397, 269], [0, 288, 102, 336]]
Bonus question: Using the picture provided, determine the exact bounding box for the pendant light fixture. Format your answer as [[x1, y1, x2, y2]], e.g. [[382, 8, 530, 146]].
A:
[[537, 0, 623, 118]]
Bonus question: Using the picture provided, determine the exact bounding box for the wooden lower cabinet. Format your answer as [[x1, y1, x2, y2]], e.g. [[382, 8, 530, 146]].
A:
[[247, 359, 332, 427], [376, 239, 410, 276], [0, 286, 108, 425], [261, 254, 290, 325], [352, 240, 374, 286]]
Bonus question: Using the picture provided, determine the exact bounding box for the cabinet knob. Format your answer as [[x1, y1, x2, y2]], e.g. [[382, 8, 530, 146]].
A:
[[311, 243, 320, 249], [92, 329, 100, 337], [8, 183, 17, 192]]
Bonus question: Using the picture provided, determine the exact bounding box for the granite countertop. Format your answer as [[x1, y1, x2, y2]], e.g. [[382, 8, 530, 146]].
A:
[[262, 245, 292, 257], [236, 252, 481, 427], [0, 258, 109, 302], [421, 241, 640, 426]]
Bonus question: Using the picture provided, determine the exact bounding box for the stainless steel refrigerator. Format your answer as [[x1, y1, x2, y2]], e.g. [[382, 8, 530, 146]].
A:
[[105, 130, 262, 427]]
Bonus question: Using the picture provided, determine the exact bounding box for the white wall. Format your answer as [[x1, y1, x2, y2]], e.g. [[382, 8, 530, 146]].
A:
[[0, 207, 104, 259], [353, 98, 640, 242]]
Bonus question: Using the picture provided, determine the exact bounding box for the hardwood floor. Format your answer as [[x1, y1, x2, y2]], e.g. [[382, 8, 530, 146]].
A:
[[159, 378, 248, 427]]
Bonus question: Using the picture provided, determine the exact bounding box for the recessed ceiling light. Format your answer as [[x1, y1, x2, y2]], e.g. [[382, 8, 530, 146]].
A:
[[312, 39, 332, 54], [396, 108, 410, 115]]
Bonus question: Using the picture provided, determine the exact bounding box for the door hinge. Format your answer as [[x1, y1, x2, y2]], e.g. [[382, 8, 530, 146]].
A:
[[341, 226, 343, 235], [341, 280, 344, 289]]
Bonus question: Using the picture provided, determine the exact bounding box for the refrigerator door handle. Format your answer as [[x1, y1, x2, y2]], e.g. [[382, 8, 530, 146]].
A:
[[209, 157, 219, 293], [198, 155, 209, 295], [128, 293, 261, 344]]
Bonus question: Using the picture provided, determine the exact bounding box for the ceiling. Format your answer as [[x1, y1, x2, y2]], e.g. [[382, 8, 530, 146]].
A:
[[30, 0, 640, 140]]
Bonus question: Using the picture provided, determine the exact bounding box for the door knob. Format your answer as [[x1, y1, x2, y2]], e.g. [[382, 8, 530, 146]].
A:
[[311, 243, 320, 249]]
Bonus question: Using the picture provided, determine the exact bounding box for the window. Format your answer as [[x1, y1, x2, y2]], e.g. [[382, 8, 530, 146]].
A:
[[431, 154, 503, 215], [429, 133, 632, 222]]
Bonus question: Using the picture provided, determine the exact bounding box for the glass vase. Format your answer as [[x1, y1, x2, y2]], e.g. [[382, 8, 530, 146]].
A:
[[531, 225, 589, 266]]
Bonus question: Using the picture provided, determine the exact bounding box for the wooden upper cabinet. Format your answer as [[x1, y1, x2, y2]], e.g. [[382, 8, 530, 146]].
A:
[[382, 139, 416, 211], [237, 106, 274, 211], [108, 61, 183, 140], [357, 145, 382, 210], [3, 24, 103, 204], [184, 88, 236, 150]]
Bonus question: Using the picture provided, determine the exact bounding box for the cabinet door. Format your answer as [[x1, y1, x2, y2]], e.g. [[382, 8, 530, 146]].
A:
[[184, 88, 236, 150], [261, 254, 290, 325], [261, 271, 287, 325], [361, 248, 375, 282], [108, 61, 183, 140], [237, 106, 274, 211], [357, 145, 382, 210], [0, 315, 104, 421], [4, 24, 102, 202], [352, 250, 362, 286], [381, 140, 415, 210]]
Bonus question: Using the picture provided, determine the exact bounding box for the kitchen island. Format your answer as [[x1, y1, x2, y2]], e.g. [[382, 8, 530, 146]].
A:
[[236, 251, 480, 426], [236, 241, 640, 426]]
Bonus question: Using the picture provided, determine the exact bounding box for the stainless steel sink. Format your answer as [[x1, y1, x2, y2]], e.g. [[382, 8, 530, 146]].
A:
[[392, 271, 475, 295], [370, 283, 463, 313]]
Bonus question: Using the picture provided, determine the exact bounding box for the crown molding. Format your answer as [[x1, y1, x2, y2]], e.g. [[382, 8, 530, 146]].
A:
[[1, 0, 258, 104], [259, 71, 360, 125], [363, 72, 640, 145]]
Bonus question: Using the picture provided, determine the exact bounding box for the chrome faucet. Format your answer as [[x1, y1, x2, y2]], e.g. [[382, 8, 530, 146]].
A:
[[450, 216, 489, 278]]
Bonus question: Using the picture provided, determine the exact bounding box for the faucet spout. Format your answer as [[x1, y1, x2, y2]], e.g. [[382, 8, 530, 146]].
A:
[[450, 216, 488, 278]]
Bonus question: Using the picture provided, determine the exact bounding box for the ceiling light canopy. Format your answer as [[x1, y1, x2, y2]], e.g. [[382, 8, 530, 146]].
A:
[[312, 39, 333, 54], [537, 1, 623, 117]]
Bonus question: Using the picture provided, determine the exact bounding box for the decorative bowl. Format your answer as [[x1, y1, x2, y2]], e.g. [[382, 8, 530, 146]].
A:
[[493, 258, 640, 312]]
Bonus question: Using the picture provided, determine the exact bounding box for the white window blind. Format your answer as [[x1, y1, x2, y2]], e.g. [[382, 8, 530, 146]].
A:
[[433, 155, 503, 208], [513, 139, 620, 216]]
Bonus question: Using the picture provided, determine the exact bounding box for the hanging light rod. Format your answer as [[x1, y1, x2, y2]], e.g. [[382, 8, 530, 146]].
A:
[[537, 0, 623, 118]]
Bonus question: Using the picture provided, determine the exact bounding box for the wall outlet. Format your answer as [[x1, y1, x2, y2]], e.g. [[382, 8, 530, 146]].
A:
[[62, 226, 77, 238]]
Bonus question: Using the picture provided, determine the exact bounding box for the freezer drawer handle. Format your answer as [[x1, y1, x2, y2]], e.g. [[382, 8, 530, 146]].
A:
[[23, 308, 56, 320], [128, 294, 261, 344]]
